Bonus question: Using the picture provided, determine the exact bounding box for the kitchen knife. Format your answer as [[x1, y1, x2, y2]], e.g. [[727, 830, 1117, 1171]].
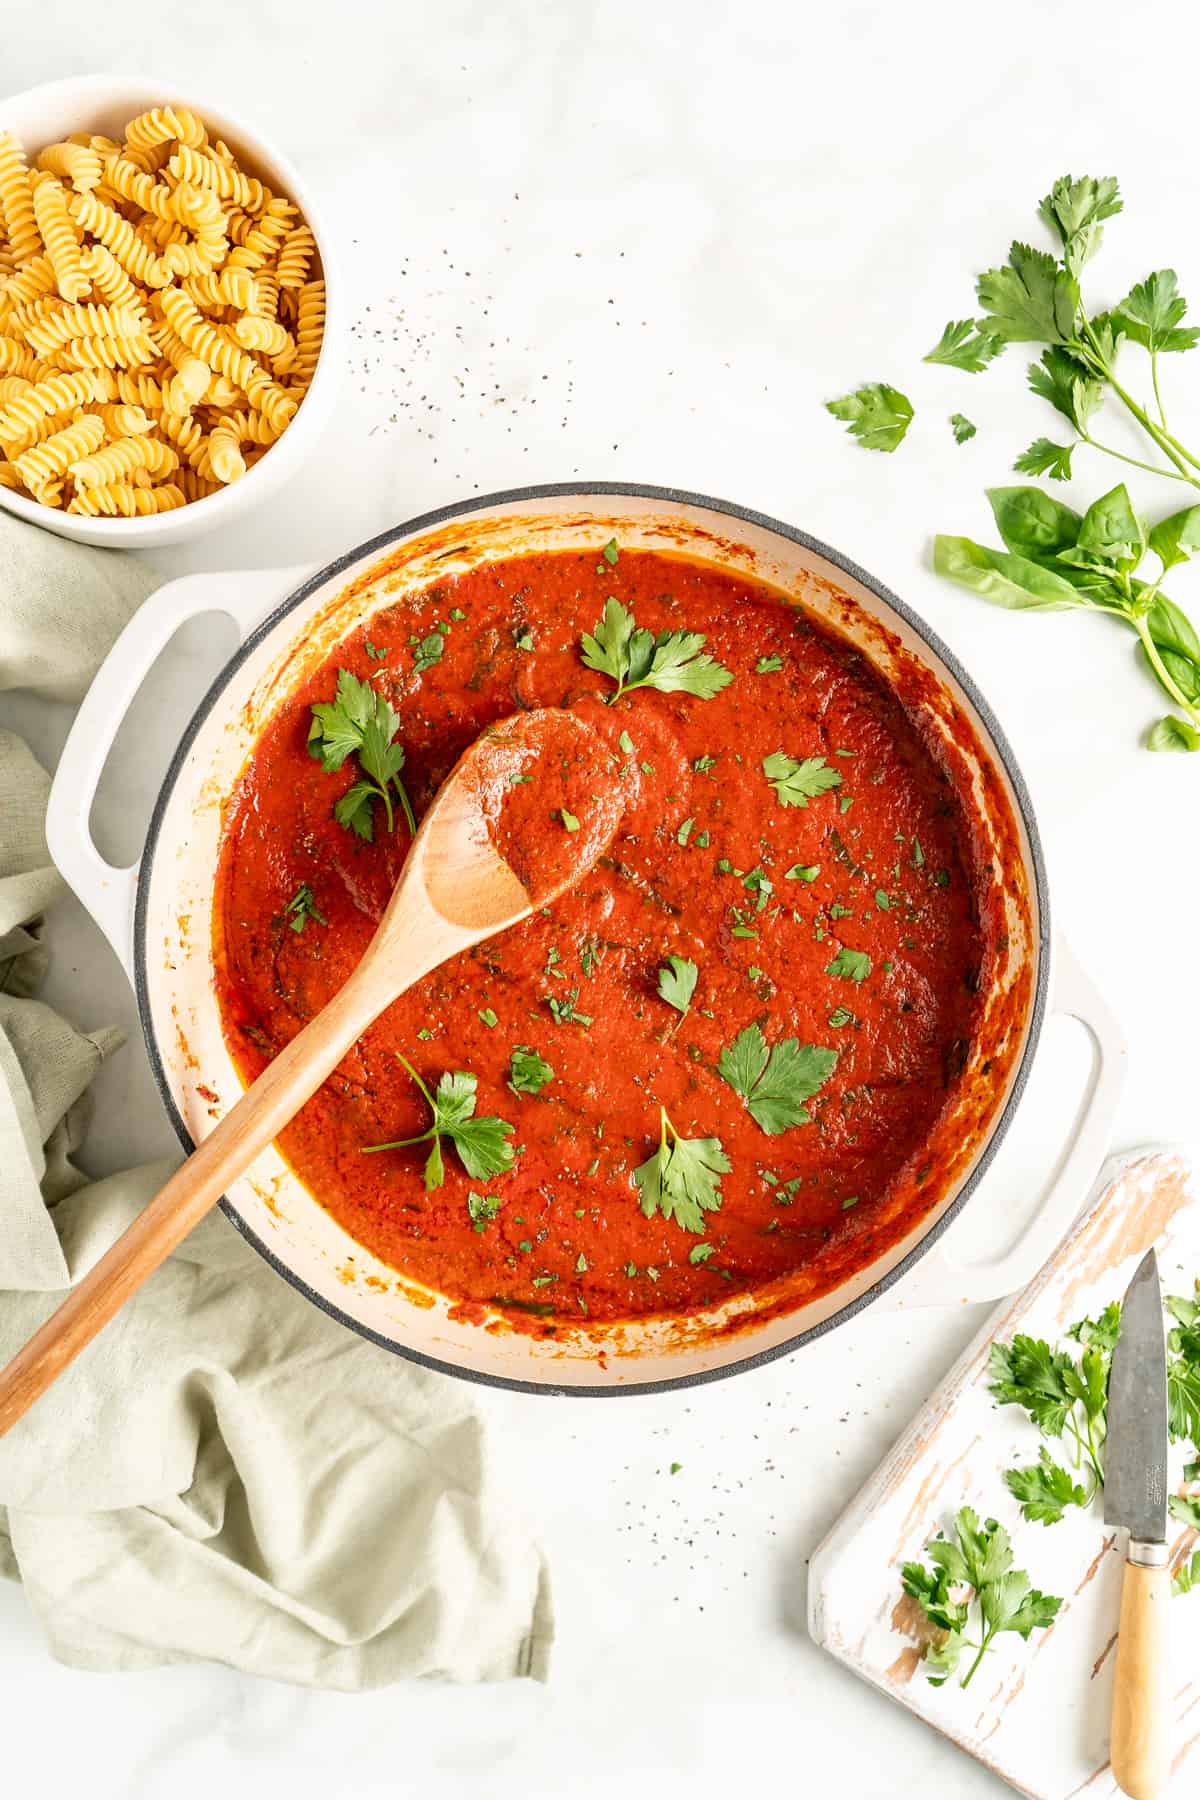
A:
[[1105, 1247, 1172, 1800]]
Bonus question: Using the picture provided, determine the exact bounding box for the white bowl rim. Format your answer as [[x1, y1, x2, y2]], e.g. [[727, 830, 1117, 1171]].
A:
[[0, 72, 340, 545]]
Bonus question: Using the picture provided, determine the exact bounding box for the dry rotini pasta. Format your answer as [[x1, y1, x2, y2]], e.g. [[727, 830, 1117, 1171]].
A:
[[24, 302, 143, 353], [69, 432, 177, 487], [124, 107, 207, 156], [0, 338, 42, 379], [0, 104, 323, 520], [13, 412, 104, 491], [0, 134, 41, 267], [31, 175, 88, 302], [35, 142, 102, 193], [62, 332, 159, 369]]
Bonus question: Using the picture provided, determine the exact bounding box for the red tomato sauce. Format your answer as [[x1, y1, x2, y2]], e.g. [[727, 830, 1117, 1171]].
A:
[[213, 548, 988, 1326]]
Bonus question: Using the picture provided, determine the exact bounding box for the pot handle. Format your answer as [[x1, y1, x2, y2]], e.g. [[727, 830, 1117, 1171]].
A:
[[45, 565, 317, 976], [886, 935, 1127, 1310]]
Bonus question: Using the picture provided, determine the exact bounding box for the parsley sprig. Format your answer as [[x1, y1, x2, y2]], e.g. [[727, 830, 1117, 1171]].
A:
[[634, 1105, 729, 1234], [936, 483, 1200, 750], [580, 597, 733, 701], [308, 670, 418, 839], [717, 1023, 837, 1134], [363, 1057, 514, 1190], [901, 1508, 1061, 1689]]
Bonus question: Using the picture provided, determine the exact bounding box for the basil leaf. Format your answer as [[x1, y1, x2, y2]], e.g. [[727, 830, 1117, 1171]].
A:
[[934, 536, 1085, 611], [1146, 594, 1200, 666], [1075, 483, 1145, 569], [1147, 715, 1200, 752], [986, 486, 1082, 560], [1148, 506, 1200, 572]]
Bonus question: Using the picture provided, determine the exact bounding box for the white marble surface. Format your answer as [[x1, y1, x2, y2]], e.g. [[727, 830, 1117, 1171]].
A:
[[2, 3, 1200, 1795]]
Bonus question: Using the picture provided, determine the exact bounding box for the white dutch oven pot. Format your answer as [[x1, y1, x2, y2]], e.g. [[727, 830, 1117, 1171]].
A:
[[46, 486, 1126, 1394]]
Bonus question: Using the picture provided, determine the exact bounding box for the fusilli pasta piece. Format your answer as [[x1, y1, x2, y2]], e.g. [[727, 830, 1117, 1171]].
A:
[[0, 367, 110, 443], [166, 146, 267, 211], [70, 193, 173, 288], [35, 142, 102, 192], [0, 134, 41, 267], [124, 106, 207, 155], [62, 332, 157, 369], [13, 411, 104, 490], [31, 174, 88, 301], [69, 431, 178, 487], [24, 302, 143, 353]]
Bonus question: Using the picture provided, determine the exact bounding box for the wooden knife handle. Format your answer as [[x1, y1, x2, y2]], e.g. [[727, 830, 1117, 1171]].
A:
[[1111, 1553, 1171, 1800]]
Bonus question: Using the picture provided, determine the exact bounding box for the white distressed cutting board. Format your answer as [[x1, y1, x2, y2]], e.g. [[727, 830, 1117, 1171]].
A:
[[809, 1148, 1200, 1799]]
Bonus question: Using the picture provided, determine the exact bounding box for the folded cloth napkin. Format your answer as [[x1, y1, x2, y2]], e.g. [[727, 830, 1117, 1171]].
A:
[[0, 512, 551, 1685]]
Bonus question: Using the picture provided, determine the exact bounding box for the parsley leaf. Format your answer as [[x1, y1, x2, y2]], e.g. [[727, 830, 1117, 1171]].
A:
[[363, 1058, 514, 1189], [1038, 174, 1122, 273], [1115, 269, 1200, 355], [1012, 437, 1075, 481], [950, 413, 976, 445], [1005, 1446, 1091, 1526], [924, 320, 1004, 373], [282, 883, 326, 933], [762, 750, 842, 807], [308, 669, 416, 841], [657, 954, 698, 1015], [717, 1022, 837, 1134], [976, 242, 1078, 344], [1175, 1550, 1200, 1597], [825, 947, 871, 983], [825, 382, 913, 452], [580, 597, 733, 701], [508, 1044, 554, 1095], [634, 1105, 729, 1234], [902, 1508, 1061, 1689]]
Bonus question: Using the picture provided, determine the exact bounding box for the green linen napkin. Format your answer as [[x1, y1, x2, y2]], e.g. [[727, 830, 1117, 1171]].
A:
[[0, 512, 551, 1685]]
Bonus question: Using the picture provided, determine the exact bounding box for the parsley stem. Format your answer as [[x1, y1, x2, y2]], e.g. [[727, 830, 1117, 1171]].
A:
[[395, 777, 416, 836], [378, 781, 395, 835], [961, 1632, 993, 1689], [1079, 433, 1189, 483], [1151, 351, 1168, 432]]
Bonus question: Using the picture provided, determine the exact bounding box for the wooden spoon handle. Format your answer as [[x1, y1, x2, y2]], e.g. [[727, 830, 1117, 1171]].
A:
[[0, 968, 383, 1438], [1111, 1554, 1171, 1800]]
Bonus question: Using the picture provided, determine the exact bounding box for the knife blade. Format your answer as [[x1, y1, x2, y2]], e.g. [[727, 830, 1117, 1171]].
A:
[[1105, 1247, 1172, 1800], [1104, 1246, 1169, 1547]]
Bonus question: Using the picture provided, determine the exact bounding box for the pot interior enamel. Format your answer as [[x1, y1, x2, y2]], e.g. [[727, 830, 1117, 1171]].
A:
[[137, 487, 1045, 1393]]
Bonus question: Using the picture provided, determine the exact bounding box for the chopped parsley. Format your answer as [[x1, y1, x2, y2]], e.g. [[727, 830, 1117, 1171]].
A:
[[508, 1044, 555, 1095], [756, 655, 783, 674], [364, 639, 388, 661], [478, 1007, 498, 1028], [545, 988, 593, 1027], [596, 537, 620, 571], [762, 750, 842, 808], [467, 1191, 501, 1233], [657, 954, 698, 1015], [826, 947, 872, 983], [559, 809, 581, 832], [785, 863, 820, 883], [282, 883, 326, 933], [676, 816, 694, 846], [413, 631, 445, 672], [618, 729, 635, 754]]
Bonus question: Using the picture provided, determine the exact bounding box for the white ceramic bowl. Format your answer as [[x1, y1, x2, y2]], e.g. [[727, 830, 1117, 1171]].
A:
[[0, 74, 342, 548]]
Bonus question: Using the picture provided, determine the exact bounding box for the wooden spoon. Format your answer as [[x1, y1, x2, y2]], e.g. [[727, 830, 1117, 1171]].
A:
[[0, 707, 622, 1435]]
